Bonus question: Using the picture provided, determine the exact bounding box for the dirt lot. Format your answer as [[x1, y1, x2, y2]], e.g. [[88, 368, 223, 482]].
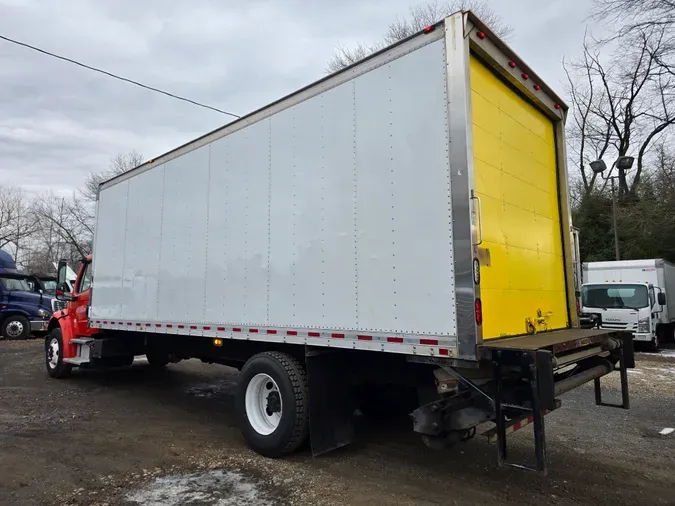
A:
[[1, 340, 674, 506]]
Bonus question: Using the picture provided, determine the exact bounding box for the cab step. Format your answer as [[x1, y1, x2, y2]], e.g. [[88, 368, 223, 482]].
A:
[[65, 338, 94, 365], [63, 357, 90, 365], [70, 338, 94, 345]]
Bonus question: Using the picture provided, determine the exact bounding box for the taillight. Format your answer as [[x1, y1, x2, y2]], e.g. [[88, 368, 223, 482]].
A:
[[576, 299, 581, 316], [475, 298, 483, 326]]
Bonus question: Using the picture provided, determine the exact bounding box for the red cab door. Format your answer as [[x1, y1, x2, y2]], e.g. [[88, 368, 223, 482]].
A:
[[69, 260, 96, 338]]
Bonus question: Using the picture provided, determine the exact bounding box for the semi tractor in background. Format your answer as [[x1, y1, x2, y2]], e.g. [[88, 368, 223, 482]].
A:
[[0, 250, 55, 340], [45, 11, 633, 474], [581, 259, 675, 349]]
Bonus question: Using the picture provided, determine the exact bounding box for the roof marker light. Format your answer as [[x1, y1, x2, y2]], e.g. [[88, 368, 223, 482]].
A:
[[534, 84, 541, 91], [522, 73, 529, 80], [423, 25, 435, 33], [508, 61, 516, 68], [555, 104, 562, 109], [477, 31, 486, 39]]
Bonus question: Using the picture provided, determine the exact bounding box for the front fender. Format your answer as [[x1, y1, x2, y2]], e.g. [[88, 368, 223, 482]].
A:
[[47, 309, 76, 359]]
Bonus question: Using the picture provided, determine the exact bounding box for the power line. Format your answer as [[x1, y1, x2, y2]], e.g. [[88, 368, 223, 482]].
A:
[[0, 34, 240, 119]]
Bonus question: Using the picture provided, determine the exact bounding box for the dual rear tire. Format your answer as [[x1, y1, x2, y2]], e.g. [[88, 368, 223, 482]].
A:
[[236, 352, 309, 457]]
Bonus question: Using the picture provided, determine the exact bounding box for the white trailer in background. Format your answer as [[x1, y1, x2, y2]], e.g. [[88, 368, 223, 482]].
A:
[[582, 259, 675, 348]]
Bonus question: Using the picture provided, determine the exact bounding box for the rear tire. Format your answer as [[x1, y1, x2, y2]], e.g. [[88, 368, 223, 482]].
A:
[[236, 352, 309, 458], [2, 315, 30, 340], [146, 349, 170, 368], [45, 328, 72, 379]]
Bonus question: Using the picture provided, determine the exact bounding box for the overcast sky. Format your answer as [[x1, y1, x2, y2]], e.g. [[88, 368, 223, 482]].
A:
[[0, 0, 597, 196]]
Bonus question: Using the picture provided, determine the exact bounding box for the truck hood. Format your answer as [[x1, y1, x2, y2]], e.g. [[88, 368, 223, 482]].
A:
[[3, 290, 54, 313], [580, 306, 645, 332]]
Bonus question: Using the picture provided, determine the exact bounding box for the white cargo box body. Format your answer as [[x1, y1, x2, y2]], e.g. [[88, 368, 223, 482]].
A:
[[583, 259, 675, 323], [89, 13, 575, 360]]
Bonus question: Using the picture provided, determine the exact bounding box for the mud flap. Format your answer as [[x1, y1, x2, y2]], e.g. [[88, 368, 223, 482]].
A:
[[305, 347, 354, 456]]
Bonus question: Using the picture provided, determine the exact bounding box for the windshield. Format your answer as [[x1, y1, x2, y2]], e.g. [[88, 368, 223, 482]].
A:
[[41, 280, 57, 294], [0, 276, 31, 292], [582, 284, 649, 310]]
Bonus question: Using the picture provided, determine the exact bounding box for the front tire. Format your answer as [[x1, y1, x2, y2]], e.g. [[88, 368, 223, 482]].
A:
[[45, 329, 72, 379], [2, 315, 30, 340], [236, 352, 309, 458]]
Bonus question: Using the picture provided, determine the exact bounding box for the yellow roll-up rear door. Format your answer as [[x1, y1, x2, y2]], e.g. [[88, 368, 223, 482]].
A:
[[470, 56, 568, 339]]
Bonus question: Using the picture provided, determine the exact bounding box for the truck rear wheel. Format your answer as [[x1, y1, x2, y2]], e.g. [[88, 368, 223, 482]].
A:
[[146, 349, 170, 368], [45, 328, 72, 379], [2, 315, 30, 340], [236, 352, 308, 458]]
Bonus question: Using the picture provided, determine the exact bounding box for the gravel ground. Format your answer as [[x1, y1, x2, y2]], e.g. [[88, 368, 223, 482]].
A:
[[1, 340, 674, 506]]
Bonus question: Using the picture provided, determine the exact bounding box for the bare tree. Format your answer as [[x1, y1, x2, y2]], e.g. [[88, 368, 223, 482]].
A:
[[29, 150, 143, 262], [0, 186, 38, 256], [81, 149, 143, 202], [327, 0, 512, 73], [563, 28, 675, 197], [592, 0, 675, 34]]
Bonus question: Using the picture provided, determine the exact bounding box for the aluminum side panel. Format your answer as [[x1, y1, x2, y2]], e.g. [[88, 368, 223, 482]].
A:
[[213, 120, 271, 326], [268, 83, 358, 329], [120, 167, 164, 321], [156, 147, 210, 322], [354, 38, 456, 335], [90, 181, 128, 319]]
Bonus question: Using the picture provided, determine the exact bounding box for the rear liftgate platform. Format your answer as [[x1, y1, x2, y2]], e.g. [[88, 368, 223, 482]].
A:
[[479, 328, 634, 474]]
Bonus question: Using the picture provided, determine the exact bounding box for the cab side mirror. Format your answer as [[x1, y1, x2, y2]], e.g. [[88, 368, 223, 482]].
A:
[[658, 292, 666, 306], [55, 283, 72, 301]]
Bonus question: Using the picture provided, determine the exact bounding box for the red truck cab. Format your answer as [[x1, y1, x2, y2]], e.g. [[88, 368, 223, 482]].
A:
[[46, 256, 99, 377]]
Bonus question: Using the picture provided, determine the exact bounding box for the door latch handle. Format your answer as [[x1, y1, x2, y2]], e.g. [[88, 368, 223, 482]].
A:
[[471, 192, 483, 246]]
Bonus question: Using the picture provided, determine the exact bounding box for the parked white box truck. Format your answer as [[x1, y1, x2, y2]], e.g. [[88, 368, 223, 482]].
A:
[[582, 259, 675, 349], [46, 11, 634, 474]]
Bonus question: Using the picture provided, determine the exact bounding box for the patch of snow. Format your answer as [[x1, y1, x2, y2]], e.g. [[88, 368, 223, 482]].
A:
[[133, 355, 148, 364], [627, 369, 643, 374], [659, 428, 674, 435], [643, 366, 675, 374], [641, 349, 675, 358], [126, 469, 273, 506]]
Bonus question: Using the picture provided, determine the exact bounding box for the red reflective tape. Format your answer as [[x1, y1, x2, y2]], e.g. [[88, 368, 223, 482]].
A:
[[178, 324, 185, 329], [189, 325, 197, 330], [203, 326, 211, 330], [357, 335, 372, 341], [439, 348, 449, 356], [249, 328, 259, 333], [136, 323, 141, 326], [102, 321, 106, 324], [166, 324, 173, 328], [527, 416, 534, 424], [217, 327, 226, 331], [514, 421, 521, 431], [267, 329, 277, 334], [420, 338, 438, 346], [287, 330, 298, 336], [127, 322, 133, 326], [232, 327, 241, 332], [156, 323, 162, 327], [110, 321, 115, 325], [308, 332, 320, 337], [331, 333, 345, 338], [387, 337, 404, 343], [145, 323, 151, 327]]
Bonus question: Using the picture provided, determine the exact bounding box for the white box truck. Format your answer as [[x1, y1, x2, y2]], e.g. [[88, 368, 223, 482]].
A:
[[582, 259, 675, 349], [46, 11, 633, 474]]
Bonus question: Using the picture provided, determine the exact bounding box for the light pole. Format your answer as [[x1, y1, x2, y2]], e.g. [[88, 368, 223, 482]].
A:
[[589, 156, 635, 261]]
